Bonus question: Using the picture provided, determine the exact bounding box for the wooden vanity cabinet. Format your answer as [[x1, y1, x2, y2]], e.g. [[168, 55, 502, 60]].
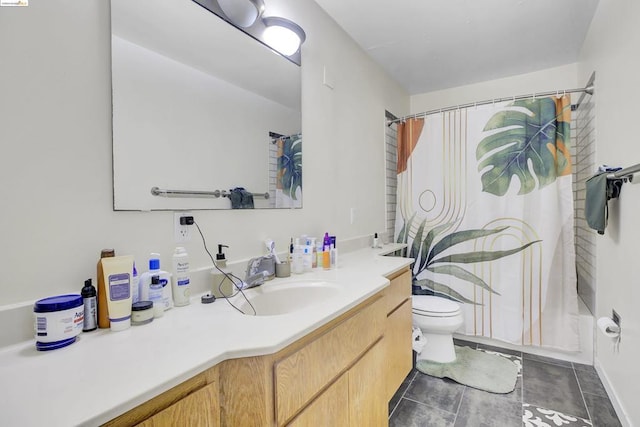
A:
[[103, 365, 219, 427], [104, 266, 412, 427], [382, 268, 413, 402]]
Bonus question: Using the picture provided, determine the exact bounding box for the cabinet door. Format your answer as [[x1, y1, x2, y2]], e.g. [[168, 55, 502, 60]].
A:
[[385, 298, 413, 402], [137, 382, 219, 427], [287, 375, 349, 427], [349, 339, 386, 427]]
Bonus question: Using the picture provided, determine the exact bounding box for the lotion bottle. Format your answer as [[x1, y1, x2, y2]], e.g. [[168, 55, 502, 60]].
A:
[[97, 249, 115, 329], [101, 255, 134, 331], [172, 247, 191, 306]]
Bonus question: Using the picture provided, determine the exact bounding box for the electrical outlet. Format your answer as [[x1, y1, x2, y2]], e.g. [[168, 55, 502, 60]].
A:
[[174, 212, 192, 243], [612, 309, 621, 327]]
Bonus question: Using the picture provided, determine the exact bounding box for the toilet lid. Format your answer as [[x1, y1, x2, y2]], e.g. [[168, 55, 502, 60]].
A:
[[412, 295, 461, 316]]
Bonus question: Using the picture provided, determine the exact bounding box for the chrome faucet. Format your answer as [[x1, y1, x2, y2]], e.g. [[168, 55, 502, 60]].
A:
[[244, 255, 276, 289]]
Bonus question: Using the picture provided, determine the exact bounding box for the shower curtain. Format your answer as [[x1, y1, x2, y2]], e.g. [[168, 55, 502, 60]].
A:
[[275, 133, 302, 208], [395, 96, 580, 351]]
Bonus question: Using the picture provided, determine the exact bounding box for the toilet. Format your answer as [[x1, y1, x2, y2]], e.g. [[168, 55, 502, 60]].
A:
[[412, 295, 464, 363]]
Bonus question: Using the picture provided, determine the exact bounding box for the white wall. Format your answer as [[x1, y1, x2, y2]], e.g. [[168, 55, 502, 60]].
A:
[[578, 1, 640, 425], [0, 1, 408, 306], [411, 63, 579, 113]]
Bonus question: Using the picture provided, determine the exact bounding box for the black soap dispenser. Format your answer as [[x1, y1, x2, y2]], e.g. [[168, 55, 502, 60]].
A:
[[81, 279, 97, 332]]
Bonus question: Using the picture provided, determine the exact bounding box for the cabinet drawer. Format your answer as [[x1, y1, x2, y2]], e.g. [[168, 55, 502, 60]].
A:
[[274, 296, 386, 425], [383, 269, 411, 314], [385, 298, 413, 401], [137, 381, 219, 427]]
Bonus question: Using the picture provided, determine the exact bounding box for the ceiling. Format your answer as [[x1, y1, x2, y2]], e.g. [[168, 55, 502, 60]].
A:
[[314, 0, 599, 95]]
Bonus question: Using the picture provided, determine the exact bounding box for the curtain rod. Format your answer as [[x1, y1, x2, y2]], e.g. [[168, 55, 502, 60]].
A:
[[388, 85, 594, 125]]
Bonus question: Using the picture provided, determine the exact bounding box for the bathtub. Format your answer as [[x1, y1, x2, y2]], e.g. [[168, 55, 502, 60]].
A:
[[453, 297, 594, 365]]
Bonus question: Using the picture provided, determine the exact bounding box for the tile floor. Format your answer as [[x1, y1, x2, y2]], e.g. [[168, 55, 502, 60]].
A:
[[388, 339, 622, 427]]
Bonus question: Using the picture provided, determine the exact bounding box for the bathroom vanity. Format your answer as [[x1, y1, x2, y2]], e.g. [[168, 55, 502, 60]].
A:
[[0, 246, 412, 426], [105, 265, 412, 426]]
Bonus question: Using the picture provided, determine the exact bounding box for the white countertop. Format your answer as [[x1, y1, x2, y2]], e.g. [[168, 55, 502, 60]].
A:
[[0, 245, 412, 427]]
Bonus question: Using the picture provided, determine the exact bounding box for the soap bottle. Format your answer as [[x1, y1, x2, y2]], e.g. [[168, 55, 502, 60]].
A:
[[139, 254, 173, 311], [211, 244, 235, 298], [81, 278, 97, 332], [172, 247, 191, 306], [131, 262, 140, 304], [97, 248, 115, 329]]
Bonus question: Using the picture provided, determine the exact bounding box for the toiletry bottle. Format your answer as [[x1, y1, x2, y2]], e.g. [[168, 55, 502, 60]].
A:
[[131, 262, 139, 304], [323, 233, 331, 271], [289, 238, 294, 264], [311, 237, 318, 268], [330, 236, 338, 269], [139, 254, 173, 311], [316, 241, 324, 269], [149, 275, 164, 317], [172, 247, 191, 306], [81, 278, 97, 332], [292, 245, 304, 274], [211, 244, 234, 298], [372, 232, 379, 248], [101, 255, 134, 331], [97, 248, 115, 329], [302, 245, 313, 272]]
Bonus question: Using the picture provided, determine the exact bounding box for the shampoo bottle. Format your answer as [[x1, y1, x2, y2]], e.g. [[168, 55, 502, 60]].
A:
[[172, 247, 191, 306], [211, 244, 235, 298], [97, 248, 115, 329], [81, 278, 97, 332]]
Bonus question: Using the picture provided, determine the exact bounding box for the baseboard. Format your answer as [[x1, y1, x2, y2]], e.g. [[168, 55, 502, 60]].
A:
[[594, 358, 633, 427]]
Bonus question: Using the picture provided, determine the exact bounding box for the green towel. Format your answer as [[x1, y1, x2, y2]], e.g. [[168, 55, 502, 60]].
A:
[[585, 173, 608, 235]]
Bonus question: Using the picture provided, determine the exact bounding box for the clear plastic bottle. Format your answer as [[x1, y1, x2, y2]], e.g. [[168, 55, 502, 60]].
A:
[[172, 247, 191, 306], [139, 254, 173, 311], [149, 275, 164, 318]]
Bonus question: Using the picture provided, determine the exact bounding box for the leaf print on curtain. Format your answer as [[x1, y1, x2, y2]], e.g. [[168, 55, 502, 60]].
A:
[[395, 95, 579, 351], [276, 134, 302, 208], [476, 96, 572, 196]]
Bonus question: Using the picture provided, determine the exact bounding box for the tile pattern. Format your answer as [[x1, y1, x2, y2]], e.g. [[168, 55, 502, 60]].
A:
[[389, 340, 622, 426]]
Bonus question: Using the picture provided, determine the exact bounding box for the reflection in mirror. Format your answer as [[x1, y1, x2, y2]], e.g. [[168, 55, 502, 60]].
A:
[[111, 0, 302, 210]]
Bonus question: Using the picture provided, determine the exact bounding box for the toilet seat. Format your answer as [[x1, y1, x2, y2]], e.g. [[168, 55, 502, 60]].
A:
[[412, 295, 461, 317]]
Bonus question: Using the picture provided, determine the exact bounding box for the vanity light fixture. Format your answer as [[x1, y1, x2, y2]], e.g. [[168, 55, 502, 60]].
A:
[[262, 16, 306, 57], [217, 0, 265, 28]]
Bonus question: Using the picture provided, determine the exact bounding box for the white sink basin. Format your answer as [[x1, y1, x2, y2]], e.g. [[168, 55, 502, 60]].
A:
[[236, 280, 342, 316]]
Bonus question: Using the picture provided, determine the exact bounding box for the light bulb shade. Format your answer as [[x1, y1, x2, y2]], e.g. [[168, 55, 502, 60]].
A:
[[262, 16, 306, 56], [217, 0, 265, 28]]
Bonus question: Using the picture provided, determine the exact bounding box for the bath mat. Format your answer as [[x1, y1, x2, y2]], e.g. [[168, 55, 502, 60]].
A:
[[416, 345, 519, 393]]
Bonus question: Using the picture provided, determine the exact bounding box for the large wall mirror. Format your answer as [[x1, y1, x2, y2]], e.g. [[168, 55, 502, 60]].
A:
[[111, 0, 302, 210]]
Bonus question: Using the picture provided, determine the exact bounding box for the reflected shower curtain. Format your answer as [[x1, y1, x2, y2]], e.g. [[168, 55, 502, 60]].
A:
[[275, 133, 302, 208], [395, 96, 580, 351]]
